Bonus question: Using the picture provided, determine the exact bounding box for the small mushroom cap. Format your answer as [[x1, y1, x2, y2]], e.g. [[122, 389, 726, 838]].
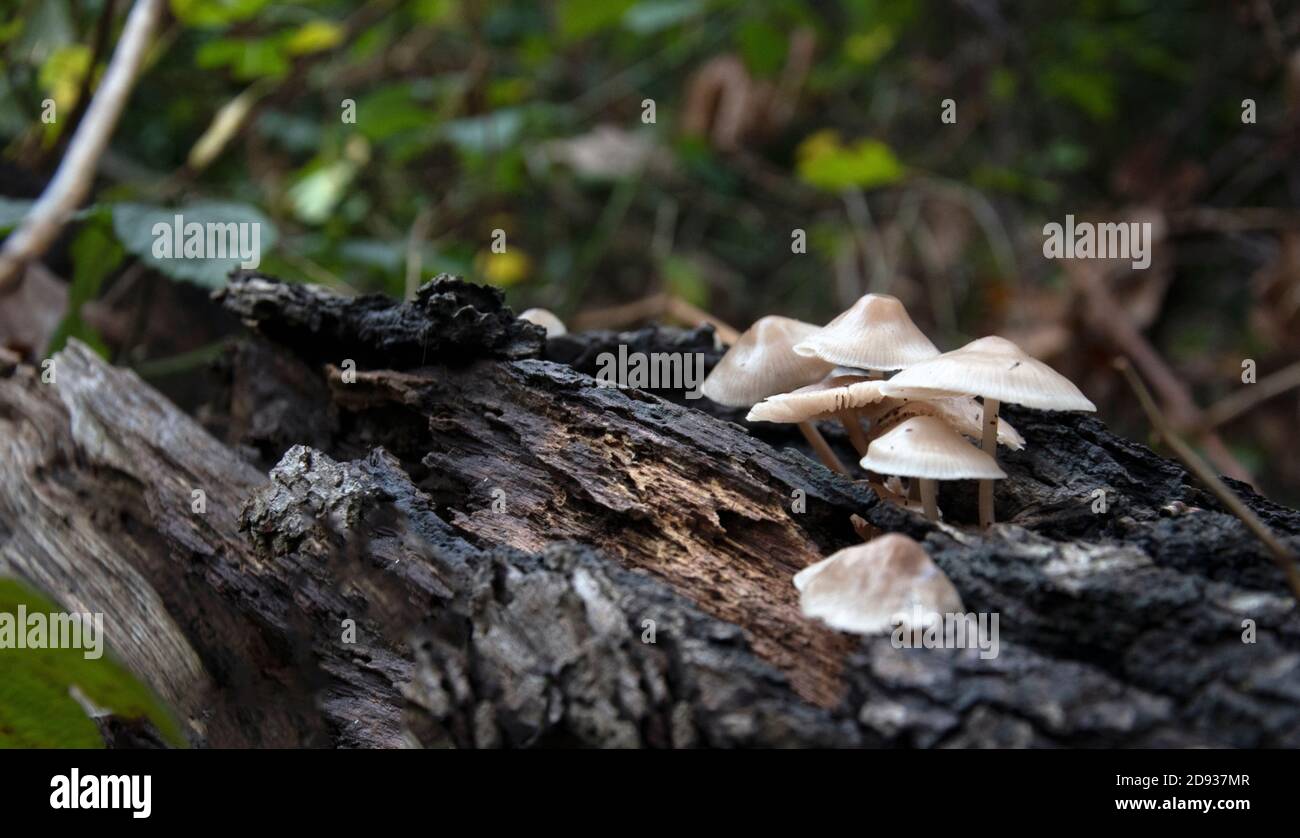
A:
[[794, 534, 964, 635], [518, 308, 567, 337], [861, 395, 1026, 451], [884, 335, 1096, 412], [701, 316, 833, 407], [745, 375, 889, 423], [793, 294, 940, 371], [859, 415, 1007, 479]]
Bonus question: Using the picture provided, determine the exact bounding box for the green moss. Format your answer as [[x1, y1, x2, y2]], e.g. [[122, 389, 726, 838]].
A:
[[0, 578, 187, 748]]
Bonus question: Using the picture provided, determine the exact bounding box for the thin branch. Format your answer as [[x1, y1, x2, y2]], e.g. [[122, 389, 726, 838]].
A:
[[570, 293, 669, 332], [1115, 358, 1300, 604], [1068, 259, 1254, 484], [1202, 358, 1300, 430], [841, 188, 890, 294], [404, 205, 435, 301], [664, 297, 740, 343], [0, 0, 163, 296]]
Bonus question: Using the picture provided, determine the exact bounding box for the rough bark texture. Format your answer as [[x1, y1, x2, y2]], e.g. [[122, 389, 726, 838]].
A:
[[1, 274, 1297, 748]]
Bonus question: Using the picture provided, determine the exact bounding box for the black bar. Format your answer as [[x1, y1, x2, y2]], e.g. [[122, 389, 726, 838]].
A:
[[0, 749, 1285, 825]]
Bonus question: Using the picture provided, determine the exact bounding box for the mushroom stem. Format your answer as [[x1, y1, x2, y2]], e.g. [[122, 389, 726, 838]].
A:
[[908, 478, 921, 501], [919, 478, 939, 521], [837, 410, 870, 456], [798, 420, 848, 474], [978, 397, 1000, 528]]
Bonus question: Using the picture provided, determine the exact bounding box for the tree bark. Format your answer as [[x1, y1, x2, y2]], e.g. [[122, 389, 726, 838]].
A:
[[1, 273, 1298, 748]]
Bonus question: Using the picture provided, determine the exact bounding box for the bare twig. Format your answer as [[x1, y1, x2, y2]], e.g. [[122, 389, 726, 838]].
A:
[[1116, 357, 1300, 603], [1168, 207, 1300, 234], [404, 205, 435, 301], [1069, 260, 1254, 484], [663, 297, 740, 344], [841, 188, 890, 294], [1202, 359, 1300, 430], [0, 0, 163, 296], [571, 293, 670, 332], [570, 292, 741, 344]]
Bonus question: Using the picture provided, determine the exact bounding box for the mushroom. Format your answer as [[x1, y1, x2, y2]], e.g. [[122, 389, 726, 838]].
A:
[[883, 335, 1095, 527], [793, 533, 964, 635], [793, 293, 940, 374], [791, 293, 940, 450], [700, 315, 844, 472], [518, 307, 567, 337], [745, 371, 889, 455], [857, 415, 1005, 521], [860, 394, 1026, 451]]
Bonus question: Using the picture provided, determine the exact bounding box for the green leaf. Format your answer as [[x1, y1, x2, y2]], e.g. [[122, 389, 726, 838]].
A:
[[288, 160, 359, 225], [0, 578, 186, 748], [737, 20, 786, 77], [1040, 66, 1116, 121], [0, 197, 34, 231], [355, 84, 434, 143], [38, 44, 92, 109], [285, 20, 344, 56], [48, 220, 122, 356], [797, 136, 906, 192], [443, 109, 524, 154], [664, 255, 708, 307], [170, 0, 269, 28], [0, 199, 100, 232], [623, 0, 703, 34], [558, 0, 635, 41], [111, 201, 277, 288], [196, 36, 291, 80]]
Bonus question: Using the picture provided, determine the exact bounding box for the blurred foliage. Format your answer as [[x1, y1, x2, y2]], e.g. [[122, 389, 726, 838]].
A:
[[1, 0, 1298, 501]]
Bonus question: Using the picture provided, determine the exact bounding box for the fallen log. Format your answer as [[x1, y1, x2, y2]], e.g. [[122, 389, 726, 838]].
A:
[[1, 274, 1298, 747]]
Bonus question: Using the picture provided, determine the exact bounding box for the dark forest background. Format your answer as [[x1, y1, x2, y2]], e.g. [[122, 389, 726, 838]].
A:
[[2, 0, 1298, 508]]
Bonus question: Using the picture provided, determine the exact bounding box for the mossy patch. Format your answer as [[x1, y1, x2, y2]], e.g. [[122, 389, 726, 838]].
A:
[[0, 578, 186, 748]]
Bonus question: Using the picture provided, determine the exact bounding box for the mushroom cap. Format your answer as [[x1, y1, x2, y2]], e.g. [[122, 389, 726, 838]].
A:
[[861, 395, 1026, 451], [745, 374, 889, 423], [518, 307, 567, 337], [701, 316, 834, 407], [859, 415, 1007, 480], [793, 294, 940, 371], [794, 534, 964, 635], [884, 335, 1096, 412]]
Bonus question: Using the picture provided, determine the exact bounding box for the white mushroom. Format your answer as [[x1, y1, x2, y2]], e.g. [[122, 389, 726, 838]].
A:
[[518, 308, 568, 337], [794, 534, 964, 635], [883, 336, 1094, 527], [746, 372, 889, 455], [858, 415, 1005, 521], [793, 293, 940, 373], [701, 316, 844, 472]]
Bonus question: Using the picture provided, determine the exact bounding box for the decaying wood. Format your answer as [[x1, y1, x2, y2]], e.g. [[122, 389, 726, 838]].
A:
[[2, 273, 1299, 747]]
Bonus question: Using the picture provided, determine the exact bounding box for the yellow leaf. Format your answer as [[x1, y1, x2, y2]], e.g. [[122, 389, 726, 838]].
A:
[[287, 20, 344, 56], [795, 129, 842, 164], [39, 46, 93, 110], [475, 249, 531, 287]]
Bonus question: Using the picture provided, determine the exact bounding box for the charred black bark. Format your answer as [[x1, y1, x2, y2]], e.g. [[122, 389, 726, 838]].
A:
[[1, 273, 1297, 748]]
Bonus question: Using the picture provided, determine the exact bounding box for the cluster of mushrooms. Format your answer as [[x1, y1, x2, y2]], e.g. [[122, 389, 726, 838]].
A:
[[524, 294, 1097, 637], [701, 293, 1096, 527]]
